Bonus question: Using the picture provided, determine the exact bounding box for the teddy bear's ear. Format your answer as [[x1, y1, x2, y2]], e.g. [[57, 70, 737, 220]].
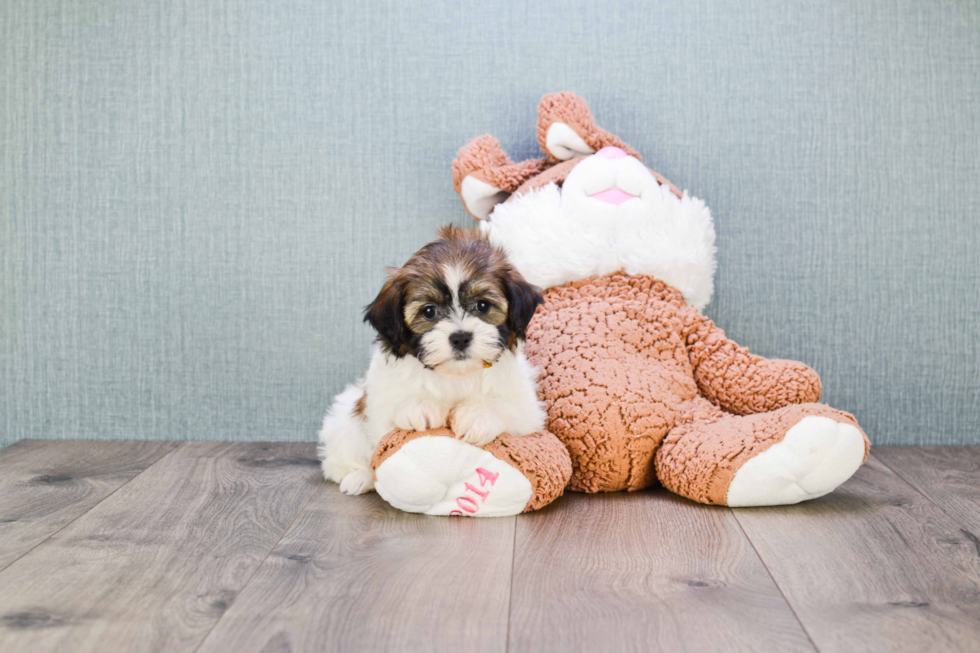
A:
[[543, 121, 595, 160], [537, 92, 643, 163], [452, 135, 550, 220], [460, 177, 508, 222]]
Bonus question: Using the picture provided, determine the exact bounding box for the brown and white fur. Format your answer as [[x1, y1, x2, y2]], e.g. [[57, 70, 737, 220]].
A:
[[318, 226, 546, 495]]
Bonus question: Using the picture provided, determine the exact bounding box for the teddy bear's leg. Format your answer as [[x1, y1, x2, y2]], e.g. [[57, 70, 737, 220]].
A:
[[369, 428, 572, 517], [656, 403, 869, 507]]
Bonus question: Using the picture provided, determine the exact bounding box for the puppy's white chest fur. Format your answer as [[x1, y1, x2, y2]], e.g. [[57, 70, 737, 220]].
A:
[[318, 343, 545, 496], [362, 343, 544, 446]]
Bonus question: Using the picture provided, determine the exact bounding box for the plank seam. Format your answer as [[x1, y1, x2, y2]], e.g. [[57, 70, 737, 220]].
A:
[[504, 516, 517, 653], [730, 509, 821, 653], [873, 452, 978, 536], [191, 476, 325, 653], [0, 441, 183, 575]]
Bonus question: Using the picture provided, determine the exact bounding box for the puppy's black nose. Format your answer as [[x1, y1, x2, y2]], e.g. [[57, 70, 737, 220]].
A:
[[449, 331, 472, 351]]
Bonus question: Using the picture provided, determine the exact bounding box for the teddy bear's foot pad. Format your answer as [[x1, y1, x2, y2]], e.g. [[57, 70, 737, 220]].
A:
[[374, 436, 533, 517], [727, 416, 865, 507]]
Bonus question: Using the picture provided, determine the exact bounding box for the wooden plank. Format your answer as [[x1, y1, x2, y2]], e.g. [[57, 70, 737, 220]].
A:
[[196, 484, 515, 653], [0, 442, 322, 652], [733, 454, 980, 653], [875, 446, 980, 534], [508, 491, 814, 653], [0, 439, 178, 571]]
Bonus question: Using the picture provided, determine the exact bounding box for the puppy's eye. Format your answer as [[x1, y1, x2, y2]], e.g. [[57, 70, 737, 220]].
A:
[[475, 300, 491, 315], [421, 305, 437, 319]]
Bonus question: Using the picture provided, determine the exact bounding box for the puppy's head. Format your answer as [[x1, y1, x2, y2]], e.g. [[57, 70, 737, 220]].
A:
[[365, 225, 543, 375]]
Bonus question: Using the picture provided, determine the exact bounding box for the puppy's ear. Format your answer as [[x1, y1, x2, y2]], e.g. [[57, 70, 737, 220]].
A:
[[502, 272, 544, 341], [364, 274, 412, 356]]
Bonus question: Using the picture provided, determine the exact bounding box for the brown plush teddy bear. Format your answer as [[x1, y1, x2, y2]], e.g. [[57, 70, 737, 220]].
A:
[[369, 92, 869, 516]]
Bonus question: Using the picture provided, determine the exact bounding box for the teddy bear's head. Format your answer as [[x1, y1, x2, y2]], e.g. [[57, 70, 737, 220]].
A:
[[452, 92, 717, 310]]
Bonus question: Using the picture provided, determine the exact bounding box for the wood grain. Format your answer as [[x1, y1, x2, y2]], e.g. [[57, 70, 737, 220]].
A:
[[507, 491, 814, 653], [0, 442, 322, 652], [875, 446, 980, 534], [196, 484, 516, 653], [0, 439, 178, 571], [2, 443, 978, 653], [733, 454, 980, 652]]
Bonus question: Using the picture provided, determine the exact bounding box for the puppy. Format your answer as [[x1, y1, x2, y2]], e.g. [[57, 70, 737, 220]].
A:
[[318, 225, 546, 495]]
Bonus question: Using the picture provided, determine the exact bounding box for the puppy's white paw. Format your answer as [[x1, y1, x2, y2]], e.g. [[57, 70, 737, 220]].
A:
[[394, 401, 448, 432], [339, 468, 375, 495], [451, 405, 506, 447]]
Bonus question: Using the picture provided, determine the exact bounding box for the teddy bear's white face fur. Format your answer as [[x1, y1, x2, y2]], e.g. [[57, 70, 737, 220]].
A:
[[480, 148, 718, 310]]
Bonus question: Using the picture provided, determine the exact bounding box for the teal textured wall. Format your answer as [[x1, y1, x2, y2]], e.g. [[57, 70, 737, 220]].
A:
[[2, 0, 978, 448]]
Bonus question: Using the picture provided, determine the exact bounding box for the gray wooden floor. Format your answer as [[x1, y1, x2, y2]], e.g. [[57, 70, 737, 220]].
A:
[[0, 441, 978, 653]]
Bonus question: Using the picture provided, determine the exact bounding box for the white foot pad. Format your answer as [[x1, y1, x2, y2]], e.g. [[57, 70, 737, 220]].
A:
[[727, 416, 865, 507], [374, 436, 533, 517]]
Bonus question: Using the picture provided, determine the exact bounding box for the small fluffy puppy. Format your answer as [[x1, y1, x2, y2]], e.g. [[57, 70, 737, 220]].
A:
[[318, 225, 546, 495]]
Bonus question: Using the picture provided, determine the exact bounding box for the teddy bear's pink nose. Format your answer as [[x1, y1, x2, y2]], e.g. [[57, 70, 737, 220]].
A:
[[596, 146, 628, 160]]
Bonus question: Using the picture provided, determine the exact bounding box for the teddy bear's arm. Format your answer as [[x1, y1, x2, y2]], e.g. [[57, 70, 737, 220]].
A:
[[683, 310, 822, 415]]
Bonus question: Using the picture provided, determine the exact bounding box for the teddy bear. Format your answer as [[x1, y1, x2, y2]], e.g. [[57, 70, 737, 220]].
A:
[[367, 92, 869, 517]]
